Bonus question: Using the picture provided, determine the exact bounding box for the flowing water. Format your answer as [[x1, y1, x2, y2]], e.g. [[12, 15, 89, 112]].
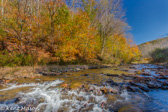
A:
[[0, 64, 168, 112]]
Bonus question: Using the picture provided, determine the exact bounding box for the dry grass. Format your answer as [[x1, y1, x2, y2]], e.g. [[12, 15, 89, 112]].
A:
[[0, 66, 41, 80], [0, 65, 87, 80]]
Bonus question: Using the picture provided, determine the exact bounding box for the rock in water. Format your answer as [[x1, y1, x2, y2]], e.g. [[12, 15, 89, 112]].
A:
[[126, 86, 142, 92], [162, 86, 168, 90], [146, 80, 163, 88], [118, 105, 142, 112], [130, 82, 149, 92], [106, 74, 119, 77]]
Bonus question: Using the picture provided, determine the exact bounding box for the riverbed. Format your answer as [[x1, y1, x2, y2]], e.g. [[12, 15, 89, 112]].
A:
[[0, 64, 168, 112]]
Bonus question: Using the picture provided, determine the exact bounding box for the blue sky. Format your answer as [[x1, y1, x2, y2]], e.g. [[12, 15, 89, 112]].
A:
[[123, 0, 168, 45]]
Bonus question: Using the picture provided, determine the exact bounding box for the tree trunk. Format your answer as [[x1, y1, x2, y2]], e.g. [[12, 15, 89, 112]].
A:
[[101, 37, 105, 57], [1, 0, 4, 17]]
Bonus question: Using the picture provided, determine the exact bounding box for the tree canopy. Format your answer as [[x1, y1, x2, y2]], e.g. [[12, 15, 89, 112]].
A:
[[0, 0, 141, 66]]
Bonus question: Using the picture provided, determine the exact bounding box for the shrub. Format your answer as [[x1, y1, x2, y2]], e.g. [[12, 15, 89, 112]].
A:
[[150, 48, 168, 63], [0, 51, 38, 67]]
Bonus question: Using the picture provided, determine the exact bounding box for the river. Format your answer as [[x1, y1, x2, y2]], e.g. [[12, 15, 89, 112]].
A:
[[0, 64, 168, 112]]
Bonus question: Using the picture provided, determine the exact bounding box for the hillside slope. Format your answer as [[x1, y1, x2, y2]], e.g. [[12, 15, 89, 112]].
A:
[[138, 37, 168, 58]]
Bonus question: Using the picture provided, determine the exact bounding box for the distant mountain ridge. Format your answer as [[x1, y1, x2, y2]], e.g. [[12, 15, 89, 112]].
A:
[[138, 37, 168, 57]]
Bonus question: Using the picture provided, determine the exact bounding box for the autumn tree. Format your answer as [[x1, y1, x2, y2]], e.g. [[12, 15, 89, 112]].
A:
[[0, 0, 141, 66], [96, 0, 126, 57]]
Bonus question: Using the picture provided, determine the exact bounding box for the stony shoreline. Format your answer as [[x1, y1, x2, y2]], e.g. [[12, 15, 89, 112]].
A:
[[0, 64, 111, 83], [37, 65, 111, 76]]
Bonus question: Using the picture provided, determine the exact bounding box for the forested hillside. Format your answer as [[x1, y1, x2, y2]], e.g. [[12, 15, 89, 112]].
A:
[[138, 37, 168, 63], [138, 37, 168, 57], [0, 0, 140, 66]]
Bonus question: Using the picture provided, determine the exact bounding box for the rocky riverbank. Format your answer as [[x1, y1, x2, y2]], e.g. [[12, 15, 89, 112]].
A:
[[0, 65, 110, 84]]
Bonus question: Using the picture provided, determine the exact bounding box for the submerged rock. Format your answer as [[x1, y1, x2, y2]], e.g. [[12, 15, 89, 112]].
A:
[[129, 66, 136, 69], [130, 82, 149, 92], [109, 87, 120, 94], [40, 72, 61, 76], [141, 72, 151, 76], [121, 69, 129, 72], [70, 82, 83, 90], [88, 97, 96, 103], [162, 86, 168, 90], [101, 87, 108, 94], [82, 74, 89, 76], [118, 105, 142, 112], [79, 104, 94, 112], [126, 86, 142, 92], [14, 97, 21, 103], [106, 79, 114, 83], [106, 79, 118, 86], [146, 80, 163, 88], [106, 74, 119, 77], [121, 74, 138, 80], [156, 75, 168, 79]]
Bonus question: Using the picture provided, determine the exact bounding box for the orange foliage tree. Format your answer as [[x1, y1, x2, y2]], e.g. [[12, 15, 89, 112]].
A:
[[0, 0, 141, 66]]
